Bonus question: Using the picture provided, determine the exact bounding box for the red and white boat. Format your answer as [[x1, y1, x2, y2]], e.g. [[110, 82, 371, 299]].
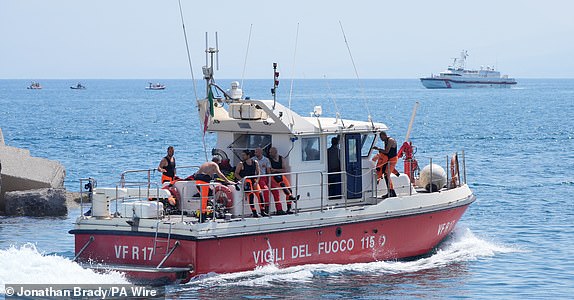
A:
[[70, 48, 475, 284]]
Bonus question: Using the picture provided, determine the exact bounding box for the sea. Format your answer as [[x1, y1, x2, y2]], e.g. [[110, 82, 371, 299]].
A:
[[0, 79, 573, 299]]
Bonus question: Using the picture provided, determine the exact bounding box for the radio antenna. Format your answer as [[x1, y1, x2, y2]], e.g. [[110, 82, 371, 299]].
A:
[[324, 75, 345, 128], [287, 22, 300, 111], [339, 21, 373, 128], [177, 0, 198, 101], [405, 101, 419, 142], [215, 32, 220, 70], [241, 24, 253, 88], [205, 32, 208, 67]]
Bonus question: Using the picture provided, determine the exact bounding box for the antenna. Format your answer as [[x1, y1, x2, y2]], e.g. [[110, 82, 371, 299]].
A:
[[339, 21, 373, 128], [215, 32, 219, 70], [287, 22, 300, 111], [176, 0, 198, 101], [205, 32, 208, 67], [241, 24, 254, 88], [405, 101, 419, 142], [324, 75, 345, 128], [203, 33, 219, 96]]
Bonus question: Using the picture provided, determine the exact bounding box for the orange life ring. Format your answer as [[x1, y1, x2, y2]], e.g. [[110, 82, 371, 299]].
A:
[[213, 184, 234, 208], [450, 154, 460, 188]]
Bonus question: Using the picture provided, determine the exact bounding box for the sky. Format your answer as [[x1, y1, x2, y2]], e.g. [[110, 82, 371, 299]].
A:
[[1, 0, 573, 79]]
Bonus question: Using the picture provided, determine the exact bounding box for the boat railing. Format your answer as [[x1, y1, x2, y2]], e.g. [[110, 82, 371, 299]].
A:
[[407, 150, 467, 192], [81, 150, 467, 221], [201, 149, 466, 217], [119, 165, 200, 188], [241, 168, 386, 214], [112, 181, 164, 219], [242, 170, 320, 215], [443, 150, 467, 188], [78, 176, 166, 219]]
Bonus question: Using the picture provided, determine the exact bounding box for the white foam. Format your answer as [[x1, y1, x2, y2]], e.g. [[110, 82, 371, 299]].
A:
[[0, 243, 129, 294], [180, 226, 519, 290]]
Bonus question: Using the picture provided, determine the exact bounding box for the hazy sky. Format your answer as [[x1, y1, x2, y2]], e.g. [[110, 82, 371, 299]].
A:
[[1, 0, 573, 79]]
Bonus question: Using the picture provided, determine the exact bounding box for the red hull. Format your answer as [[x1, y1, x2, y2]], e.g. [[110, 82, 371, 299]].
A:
[[73, 204, 470, 284]]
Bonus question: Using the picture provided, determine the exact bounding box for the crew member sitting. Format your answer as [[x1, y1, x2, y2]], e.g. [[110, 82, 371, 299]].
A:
[[235, 150, 266, 217], [268, 147, 298, 214]]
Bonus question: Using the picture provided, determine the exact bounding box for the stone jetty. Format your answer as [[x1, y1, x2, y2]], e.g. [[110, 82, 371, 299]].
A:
[[0, 128, 66, 216]]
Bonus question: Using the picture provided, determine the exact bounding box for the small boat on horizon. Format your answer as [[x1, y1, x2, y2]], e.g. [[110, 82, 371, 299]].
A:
[[70, 83, 86, 90], [420, 50, 517, 89], [145, 82, 166, 90], [27, 81, 42, 89]]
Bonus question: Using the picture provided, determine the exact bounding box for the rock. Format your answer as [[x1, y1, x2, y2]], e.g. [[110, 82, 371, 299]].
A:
[[0, 127, 66, 213], [4, 188, 67, 217], [65, 191, 91, 209]]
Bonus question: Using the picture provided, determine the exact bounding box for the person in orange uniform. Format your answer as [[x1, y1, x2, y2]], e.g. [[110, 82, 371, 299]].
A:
[[268, 147, 298, 215], [373, 132, 399, 198], [235, 150, 266, 217], [253, 147, 272, 215], [193, 158, 235, 219], [158, 146, 176, 183]]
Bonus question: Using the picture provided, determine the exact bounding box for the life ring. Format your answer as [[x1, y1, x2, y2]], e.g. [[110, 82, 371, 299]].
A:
[[161, 185, 180, 206], [213, 184, 234, 208], [450, 154, 460, 188]]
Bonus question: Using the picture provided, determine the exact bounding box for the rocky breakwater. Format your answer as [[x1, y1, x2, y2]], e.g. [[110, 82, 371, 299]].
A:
[[0, 128, 67, 216]]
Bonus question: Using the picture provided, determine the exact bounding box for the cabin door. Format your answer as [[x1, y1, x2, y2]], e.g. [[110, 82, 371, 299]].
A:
[[344, 133, 362, 199]]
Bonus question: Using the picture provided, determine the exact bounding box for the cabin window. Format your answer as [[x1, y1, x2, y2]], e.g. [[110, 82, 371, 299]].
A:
[[230, 134, 271, 149], [229, 134, 272, 160], [361, 134, 376, 157], [302, 137, 320, 161], [348, 138, 358, 163]]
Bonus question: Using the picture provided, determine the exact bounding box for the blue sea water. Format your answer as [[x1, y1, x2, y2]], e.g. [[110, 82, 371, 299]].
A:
[[1, 79, 573, 298]]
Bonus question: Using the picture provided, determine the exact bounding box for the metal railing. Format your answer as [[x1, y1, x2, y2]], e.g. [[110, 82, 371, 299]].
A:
[[113, 181, 164, 219], [241, 169, 374, 214], [119, 165, 201, 188], [79, 150, 468, 222]]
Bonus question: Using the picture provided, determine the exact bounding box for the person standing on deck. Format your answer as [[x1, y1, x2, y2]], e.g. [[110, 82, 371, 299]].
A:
[[327, 137, 342, 199], [373, 131, 399, 198], [158, 146, 176, 183]]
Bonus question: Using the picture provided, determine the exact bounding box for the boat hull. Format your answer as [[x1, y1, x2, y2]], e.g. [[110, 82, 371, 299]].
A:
[[420, 78, 517, 89], [72, 201, 472, 284]]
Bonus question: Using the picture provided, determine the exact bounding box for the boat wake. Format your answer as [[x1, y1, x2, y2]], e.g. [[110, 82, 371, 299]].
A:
[[0, 243, 128, 294], [178, 226, 518, 291]]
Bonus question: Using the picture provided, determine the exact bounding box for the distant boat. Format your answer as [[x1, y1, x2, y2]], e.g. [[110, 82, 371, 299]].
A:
[[145, 82, 166, 90], [70, 83, 86, 90], [420, 50, 517, 89], [27, 81, 42, 89]]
